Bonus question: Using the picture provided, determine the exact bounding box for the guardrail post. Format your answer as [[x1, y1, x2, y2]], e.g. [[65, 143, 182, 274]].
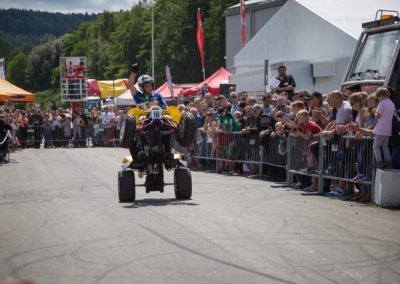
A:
[[286, 135, 292, 187], [318, 136, 325, 194]]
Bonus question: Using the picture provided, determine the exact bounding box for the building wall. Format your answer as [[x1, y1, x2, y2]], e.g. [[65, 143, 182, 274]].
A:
[[225, 4, 283, 70]]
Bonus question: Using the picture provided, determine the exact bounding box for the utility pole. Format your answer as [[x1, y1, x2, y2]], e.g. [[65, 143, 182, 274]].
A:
[[151, 0, 155, 84]]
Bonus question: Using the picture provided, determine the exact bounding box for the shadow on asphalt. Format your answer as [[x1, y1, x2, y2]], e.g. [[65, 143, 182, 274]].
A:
[[122, 198, 199, 208]]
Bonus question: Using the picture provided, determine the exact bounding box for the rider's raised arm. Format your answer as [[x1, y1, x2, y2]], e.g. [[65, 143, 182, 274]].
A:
[[129, 63, 140, 98]]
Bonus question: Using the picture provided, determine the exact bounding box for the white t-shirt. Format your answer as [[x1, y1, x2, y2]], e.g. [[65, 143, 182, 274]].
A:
[[101, 112, 112, 125], [335, 101, 352, 125]]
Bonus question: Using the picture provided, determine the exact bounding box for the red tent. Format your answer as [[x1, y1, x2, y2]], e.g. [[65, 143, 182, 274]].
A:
[[181, 67, 232, 97], [155, 82, 196, 99]]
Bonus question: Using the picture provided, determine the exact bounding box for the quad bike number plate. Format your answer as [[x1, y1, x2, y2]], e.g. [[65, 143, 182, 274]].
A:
[[150, 109, 162, 120]]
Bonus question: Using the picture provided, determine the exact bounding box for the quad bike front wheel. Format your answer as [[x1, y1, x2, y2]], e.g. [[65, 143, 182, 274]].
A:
[[174, 168, 192, 200], [118, 170, 136, 202], [121, 116, 136, 149], [175, 112, 195, 147]]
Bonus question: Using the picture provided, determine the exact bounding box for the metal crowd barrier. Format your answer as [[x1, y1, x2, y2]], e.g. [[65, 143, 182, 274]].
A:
[[14, 125, 122, 148], [287, 135, 374, 192], [319, 135, 374, 187], [12, 125, 376, 193], [182, 131, 287, 176]]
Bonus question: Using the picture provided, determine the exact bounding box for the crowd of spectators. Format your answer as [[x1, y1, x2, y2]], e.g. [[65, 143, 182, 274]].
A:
[[175, 66, 400, 203], [0, 105, 129, 152]]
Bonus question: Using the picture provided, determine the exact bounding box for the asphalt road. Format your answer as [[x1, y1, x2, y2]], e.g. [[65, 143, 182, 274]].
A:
[[0, 148, 400, 284]]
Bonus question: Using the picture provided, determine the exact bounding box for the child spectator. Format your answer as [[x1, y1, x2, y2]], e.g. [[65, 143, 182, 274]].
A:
[[373, 87, 395, 168], [294, 110, 322, 191]]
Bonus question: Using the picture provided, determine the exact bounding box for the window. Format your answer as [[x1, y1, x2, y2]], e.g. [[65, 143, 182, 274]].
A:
[[348, 30, 400, 81]]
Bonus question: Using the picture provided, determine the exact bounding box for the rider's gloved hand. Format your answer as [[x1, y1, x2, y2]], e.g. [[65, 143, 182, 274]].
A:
[[131, 63, 139, 73]]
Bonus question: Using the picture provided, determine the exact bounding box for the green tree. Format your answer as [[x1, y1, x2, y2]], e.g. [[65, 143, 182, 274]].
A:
[[26, 37, 63, 91], [7, 51, 28, 88], [203, 0, 237, 74]]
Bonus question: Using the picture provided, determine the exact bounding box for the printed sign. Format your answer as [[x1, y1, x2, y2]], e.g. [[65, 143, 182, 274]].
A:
[[0, 58, 5, 79]]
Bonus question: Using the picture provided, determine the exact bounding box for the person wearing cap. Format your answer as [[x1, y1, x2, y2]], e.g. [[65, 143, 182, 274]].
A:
[[275, 65, 296, 101], [306, 91, 329, 128]]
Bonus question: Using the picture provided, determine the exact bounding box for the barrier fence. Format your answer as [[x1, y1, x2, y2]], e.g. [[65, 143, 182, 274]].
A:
[[176, 131, 374, 193], [10, 125, 122, 148], [286, 135, 374, 193], [6, 126, 375, 193]]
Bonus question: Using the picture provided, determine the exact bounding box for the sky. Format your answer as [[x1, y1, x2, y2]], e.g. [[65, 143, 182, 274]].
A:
[[0, 0, 140, 14]]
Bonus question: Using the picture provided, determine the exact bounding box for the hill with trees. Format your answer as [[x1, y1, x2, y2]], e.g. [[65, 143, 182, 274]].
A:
[[2, 0, 238, 109], [0, 8, 98, 47]]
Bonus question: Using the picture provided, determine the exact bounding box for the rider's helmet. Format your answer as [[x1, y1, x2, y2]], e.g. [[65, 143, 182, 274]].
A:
[[137, 75, 155, 90]]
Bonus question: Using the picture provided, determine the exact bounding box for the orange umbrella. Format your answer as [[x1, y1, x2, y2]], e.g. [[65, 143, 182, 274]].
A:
[[0, 77, 34, 102]]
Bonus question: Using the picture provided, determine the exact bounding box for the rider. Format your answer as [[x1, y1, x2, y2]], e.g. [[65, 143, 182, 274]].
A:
[[128, 63, 173, 168], [129, 63, 167, 110]]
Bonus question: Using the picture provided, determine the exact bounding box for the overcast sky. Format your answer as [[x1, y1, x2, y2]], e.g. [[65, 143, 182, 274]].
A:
[[0, 0, 140, 14]]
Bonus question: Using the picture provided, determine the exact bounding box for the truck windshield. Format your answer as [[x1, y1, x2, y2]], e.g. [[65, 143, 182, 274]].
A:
[[349, 30, 400, 81]]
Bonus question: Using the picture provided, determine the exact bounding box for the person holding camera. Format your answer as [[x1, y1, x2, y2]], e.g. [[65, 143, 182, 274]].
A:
[[128, 63, 167, 110]]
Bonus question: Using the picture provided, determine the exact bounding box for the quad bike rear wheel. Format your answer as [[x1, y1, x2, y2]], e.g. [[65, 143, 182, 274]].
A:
[[174, 168, 192, 200], [118, 170, 136, 202], [121, 116, 136, 149], [175, 112, 195, 147]]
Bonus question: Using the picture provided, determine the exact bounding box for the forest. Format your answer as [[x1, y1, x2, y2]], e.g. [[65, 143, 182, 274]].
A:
[[0, 8, 98, 46]]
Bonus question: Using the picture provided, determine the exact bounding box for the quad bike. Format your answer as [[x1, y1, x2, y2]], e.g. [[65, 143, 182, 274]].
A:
[[118, 105, 195, 202]]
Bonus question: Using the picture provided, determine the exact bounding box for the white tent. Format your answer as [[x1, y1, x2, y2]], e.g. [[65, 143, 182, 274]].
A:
[[115, 89, 136, 106], [230, 0, 400, 94]]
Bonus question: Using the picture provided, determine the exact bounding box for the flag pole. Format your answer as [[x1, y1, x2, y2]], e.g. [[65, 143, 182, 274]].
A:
[[197, 8, 206, 82]]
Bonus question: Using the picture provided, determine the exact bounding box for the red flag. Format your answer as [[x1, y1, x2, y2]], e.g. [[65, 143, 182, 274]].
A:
[[240, 0, 246, 47], [197, 8, 205, 73]]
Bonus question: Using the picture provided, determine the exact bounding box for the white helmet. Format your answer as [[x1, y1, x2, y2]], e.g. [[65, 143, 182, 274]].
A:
[[137, 75, 155, 89]]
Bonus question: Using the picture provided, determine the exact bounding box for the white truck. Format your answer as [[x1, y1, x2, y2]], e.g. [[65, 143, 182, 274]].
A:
[[342, 10, 400, 108]]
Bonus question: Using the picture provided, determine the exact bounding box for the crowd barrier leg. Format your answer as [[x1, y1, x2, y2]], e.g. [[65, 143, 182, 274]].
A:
[[318, 136, 324, 194], [286, 135, 293, 187]]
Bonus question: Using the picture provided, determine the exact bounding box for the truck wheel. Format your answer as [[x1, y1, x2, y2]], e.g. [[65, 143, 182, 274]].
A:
[[175, 112, 195, 147], [118, 170, 136, 202], [121, 116, 136, 149], [174, 168, 192, 200]]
